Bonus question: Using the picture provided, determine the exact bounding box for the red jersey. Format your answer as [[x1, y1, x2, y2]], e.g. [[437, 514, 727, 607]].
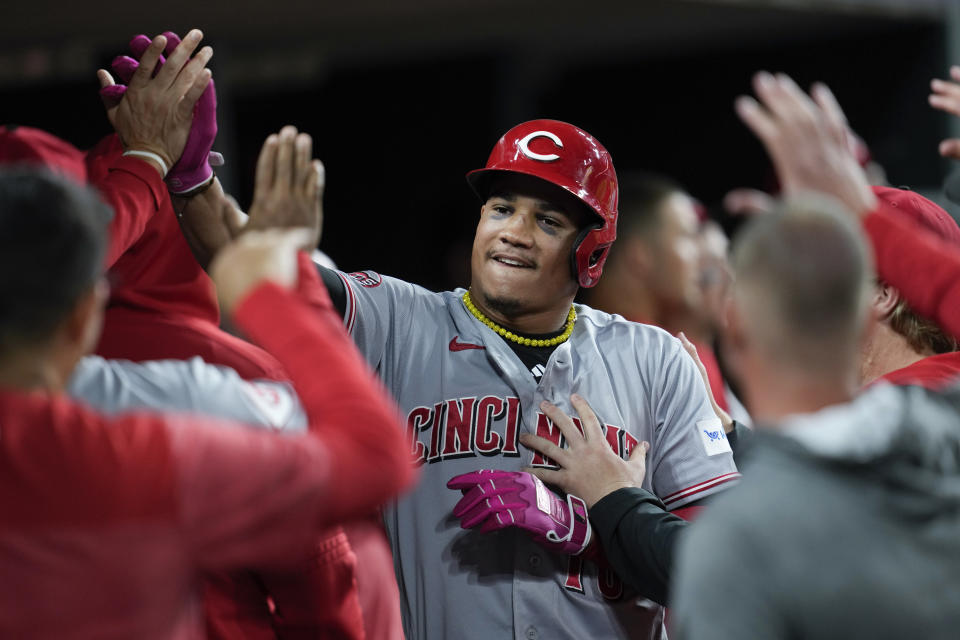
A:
[[0, 283, 414, 639], [880, 351, 960, 390], [89, 137, 398, 637], [86, 135, 285, 381]]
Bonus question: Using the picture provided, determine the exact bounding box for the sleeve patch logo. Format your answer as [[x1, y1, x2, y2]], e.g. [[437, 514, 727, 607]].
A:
[[241, 381, 296, 429], [697, 417, 732, 456], [347, 271, 382, 288]]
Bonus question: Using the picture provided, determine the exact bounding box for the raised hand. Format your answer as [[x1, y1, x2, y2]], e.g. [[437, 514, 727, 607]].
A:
[[930, 66, 960, 160], [242, 125, 324, 247], [519, 394, 649, 509], [96, 29, 212, 177], [209, 227, 314, 315], [734, 72, 876, 216], [99, 30, 221, 192]]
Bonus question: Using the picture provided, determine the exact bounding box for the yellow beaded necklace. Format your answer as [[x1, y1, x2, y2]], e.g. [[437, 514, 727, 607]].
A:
[[462, 290, 576, 348]]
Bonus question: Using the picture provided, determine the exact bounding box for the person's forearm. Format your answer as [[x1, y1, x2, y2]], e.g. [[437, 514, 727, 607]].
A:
[[232, 282, 414, 522], [92, 153, 170, 267], [589, 487, 688, 605]]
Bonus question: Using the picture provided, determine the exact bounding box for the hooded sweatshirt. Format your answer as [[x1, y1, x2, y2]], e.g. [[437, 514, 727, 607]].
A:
[[671, 382, 960, 639]]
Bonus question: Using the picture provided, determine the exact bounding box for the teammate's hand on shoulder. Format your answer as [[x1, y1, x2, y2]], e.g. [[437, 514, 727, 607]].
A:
[[520, 394, 649, 509], [677, 332, 735, 434], [210, 227, 314, 314], [244, 126, 324, 247]]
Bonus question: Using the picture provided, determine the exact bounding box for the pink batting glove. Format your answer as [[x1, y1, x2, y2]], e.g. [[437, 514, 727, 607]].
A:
[[447, 469, 592, 556], [100, 32, 221, 194]]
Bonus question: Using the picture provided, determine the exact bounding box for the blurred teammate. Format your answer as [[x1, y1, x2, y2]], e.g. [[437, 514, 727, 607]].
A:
[[0, 167, 413, 638], [585, 173, 737, 416], [672, 71, 960, 640]]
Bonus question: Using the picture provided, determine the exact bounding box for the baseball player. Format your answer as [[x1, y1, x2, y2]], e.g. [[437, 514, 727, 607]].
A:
[[314, 120, 740, 639]]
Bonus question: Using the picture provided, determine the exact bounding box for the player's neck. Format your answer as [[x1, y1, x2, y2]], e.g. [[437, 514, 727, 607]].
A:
[[470, 292, 574, 336], [858, 322, 933, 386], [587, 270, 656, 325], [0, 346, 68, 392], [745, 365, 858, 426]]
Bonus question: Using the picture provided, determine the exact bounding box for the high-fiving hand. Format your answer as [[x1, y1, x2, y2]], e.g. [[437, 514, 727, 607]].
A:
[[97, 29, 213, 176], [734, 72, 876, 217]]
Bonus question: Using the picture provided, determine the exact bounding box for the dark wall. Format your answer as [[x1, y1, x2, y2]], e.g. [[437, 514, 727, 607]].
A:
[[1, 13, 946, 293]]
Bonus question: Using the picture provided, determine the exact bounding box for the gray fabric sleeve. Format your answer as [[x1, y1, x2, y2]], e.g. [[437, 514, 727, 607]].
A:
[[68, 356, 307, 432], [650, 338, 740, 509], [336, 270, 430, 372], [671, 507, 785, 640]]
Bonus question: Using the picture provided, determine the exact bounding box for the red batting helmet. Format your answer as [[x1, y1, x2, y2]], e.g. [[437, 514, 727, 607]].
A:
[[466, 119, 618, 288]]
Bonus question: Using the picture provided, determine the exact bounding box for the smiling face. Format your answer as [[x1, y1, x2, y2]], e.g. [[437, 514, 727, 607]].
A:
[[469, 174, 592, 329]]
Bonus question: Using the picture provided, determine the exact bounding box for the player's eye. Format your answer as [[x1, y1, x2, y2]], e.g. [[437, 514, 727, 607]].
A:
[[491, 204, 512, 216], [537, 215, 562, 232]]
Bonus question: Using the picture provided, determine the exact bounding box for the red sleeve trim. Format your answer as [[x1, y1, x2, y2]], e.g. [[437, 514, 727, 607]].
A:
[[662, 472, 740, 508], [670, 504, 705, 522], [337, 272, 357, 333]]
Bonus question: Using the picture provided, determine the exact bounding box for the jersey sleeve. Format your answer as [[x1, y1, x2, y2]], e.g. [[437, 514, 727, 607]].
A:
[[333, 269, 426, 371], [86, 143, 170, 268], [67, 356, 306, 433], [648, 337, 740, 509], [155, 279, 417, 569], [164, 413, 340, 568], [863, 201, 960, 341]]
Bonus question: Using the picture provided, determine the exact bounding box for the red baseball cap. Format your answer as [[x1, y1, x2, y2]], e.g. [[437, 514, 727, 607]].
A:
[[871, 185, 960, 245], [0, 125, 87, 183]]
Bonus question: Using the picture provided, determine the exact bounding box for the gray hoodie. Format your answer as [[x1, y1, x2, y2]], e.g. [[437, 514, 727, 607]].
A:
[[672, 382, 960, 639]]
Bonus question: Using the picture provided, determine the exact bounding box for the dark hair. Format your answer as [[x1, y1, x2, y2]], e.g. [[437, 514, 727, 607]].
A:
[[614, 171, 685, 240], [0, 168, 112, 352]]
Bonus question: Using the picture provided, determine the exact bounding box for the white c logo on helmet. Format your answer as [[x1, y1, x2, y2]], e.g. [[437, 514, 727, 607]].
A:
[[518, 131, 563, 162]]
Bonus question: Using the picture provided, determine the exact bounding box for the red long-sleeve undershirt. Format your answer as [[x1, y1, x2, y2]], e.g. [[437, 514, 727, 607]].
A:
[[0, 281, 414, 639]]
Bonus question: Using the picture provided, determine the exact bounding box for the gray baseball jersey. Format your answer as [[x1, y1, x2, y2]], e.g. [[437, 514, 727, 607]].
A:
[[68, 355, 307, 431], [337, 271, 740, 640]]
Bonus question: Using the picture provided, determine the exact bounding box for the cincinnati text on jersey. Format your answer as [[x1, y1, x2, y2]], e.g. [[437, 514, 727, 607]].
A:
[[406, 395, 640, 466]]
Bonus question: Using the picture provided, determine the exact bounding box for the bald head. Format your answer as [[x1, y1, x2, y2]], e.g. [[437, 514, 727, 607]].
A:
[[731, 196, 873, 374]]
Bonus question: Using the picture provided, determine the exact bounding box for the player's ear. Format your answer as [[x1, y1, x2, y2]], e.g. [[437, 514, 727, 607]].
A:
[[872, 281, 900, 321], [60, 278, 109, 356], [621, 236, 653, 276], [719, 294, 748, 374]]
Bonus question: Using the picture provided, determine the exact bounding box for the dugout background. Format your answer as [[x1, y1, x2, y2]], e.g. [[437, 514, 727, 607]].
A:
[[2, 0, 958, 292]]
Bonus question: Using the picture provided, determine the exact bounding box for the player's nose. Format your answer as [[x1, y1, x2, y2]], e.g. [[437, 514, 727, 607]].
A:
[[498, 209, 535, 247]]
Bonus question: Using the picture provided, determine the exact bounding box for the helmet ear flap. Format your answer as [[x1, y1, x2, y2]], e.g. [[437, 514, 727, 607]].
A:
[[570, 226, 595, 284]]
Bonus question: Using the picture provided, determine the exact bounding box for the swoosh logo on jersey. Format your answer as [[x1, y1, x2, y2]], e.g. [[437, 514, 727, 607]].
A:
[[449, 336, 486, 352]]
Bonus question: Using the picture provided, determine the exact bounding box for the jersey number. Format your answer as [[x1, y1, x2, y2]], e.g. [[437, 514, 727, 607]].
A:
[[564, 556, 623, 600]]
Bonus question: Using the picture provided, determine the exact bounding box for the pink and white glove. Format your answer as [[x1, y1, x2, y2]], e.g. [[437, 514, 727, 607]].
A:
[[447, 469, 592, 555], [101, 31, 223, 194]]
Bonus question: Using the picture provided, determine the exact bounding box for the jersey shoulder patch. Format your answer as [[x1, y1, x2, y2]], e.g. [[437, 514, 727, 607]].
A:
[[347, 271, 383, 288], [697, 417, 732, 456], [240, 381, 296, 429]]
